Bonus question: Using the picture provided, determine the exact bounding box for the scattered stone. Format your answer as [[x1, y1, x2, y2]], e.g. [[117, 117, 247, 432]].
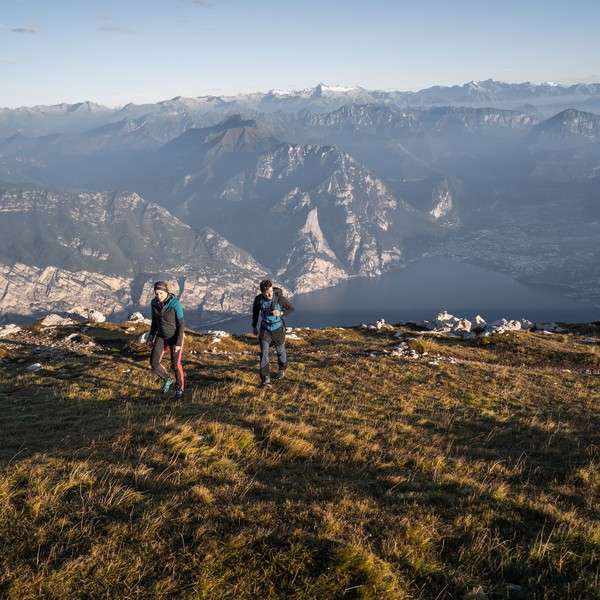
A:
[[39, 314, 73, 328], [505, 583, 524, 597], [87, 310, 106, 323], [418, 310, 565, 339], [126, 312, 150, 324], [535, 322, 566, 333], [0, 324, 21, 338], [204, 330, 230, 338], [471, 314, 487, 332], [520, 318, 534, 330], [26, 363, 43, 372]]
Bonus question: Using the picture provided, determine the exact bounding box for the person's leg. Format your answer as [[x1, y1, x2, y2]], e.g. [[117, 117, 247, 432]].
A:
[[275, 342, 287, 372], [272, 328, 287, 374], [170, 337, 185, 392], [150, 337, 170, 381], [273, 327, 287, 379], [259, 332, 271, 381]]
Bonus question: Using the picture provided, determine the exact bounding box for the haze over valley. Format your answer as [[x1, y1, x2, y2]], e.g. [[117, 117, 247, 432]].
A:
[[1, 81, 599, 325]]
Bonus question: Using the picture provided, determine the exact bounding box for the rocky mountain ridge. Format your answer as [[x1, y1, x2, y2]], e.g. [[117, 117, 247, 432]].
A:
[[0, 84, 599, 325], [2, 80, 600, 138]]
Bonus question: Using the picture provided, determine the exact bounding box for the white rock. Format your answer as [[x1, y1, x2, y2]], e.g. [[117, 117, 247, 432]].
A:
[[455, 318, 472, 333], [39, 314, 73, 327], [492, 318, 509, 328], [435, 310, 454, 321], [504, 320, 522, 331], [87, 310, 106, 323], [27, 363, 43, 372], [0, 324, 21, 338], [205, 330, 230, 337], [471, 315, 487, 331], [126, 312, 149, 323]]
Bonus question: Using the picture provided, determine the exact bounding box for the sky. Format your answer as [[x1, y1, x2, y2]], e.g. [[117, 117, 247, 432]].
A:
[[1, 0, 599, 109]]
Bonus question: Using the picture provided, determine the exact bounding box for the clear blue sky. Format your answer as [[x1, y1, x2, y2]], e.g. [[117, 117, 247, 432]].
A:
[[1, 0, 599, 108]]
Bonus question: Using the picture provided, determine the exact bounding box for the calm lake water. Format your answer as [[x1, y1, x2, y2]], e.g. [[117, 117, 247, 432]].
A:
[[213, 257, 599, 334]]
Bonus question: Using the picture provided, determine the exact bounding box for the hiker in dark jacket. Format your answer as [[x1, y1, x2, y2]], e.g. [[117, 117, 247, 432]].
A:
[[148, 280, 185, 398], [252, 279, 295, 387]]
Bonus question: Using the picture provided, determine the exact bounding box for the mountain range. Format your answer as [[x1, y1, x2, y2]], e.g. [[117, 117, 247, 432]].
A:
[[0, 81, 599, 325]]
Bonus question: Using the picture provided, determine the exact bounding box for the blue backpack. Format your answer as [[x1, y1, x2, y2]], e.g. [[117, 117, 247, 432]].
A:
[[260, 287, 285, 331]]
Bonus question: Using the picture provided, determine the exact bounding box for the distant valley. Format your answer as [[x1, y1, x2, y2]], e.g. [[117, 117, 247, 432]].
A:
[[0, 81, 599, 325]]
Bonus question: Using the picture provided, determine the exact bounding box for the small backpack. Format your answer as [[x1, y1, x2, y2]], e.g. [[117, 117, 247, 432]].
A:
[[261, 287, 286, 331]]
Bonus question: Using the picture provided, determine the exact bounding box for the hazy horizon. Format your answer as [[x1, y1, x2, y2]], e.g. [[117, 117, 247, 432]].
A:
[[1, 0, 599, 109]]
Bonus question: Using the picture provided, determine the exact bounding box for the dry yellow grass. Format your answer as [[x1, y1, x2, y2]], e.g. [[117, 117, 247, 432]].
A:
[[0, 320, 599, 598]]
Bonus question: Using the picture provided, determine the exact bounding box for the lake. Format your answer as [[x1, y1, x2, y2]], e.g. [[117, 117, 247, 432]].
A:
[[212, 257, 600, 333]]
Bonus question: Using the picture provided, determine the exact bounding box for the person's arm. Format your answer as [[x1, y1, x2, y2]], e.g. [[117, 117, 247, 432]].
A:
[[252, 296, 260, 334], [280, 297, 295, 318], [148, 303, 157, 343], [174, 301, 185, 347]]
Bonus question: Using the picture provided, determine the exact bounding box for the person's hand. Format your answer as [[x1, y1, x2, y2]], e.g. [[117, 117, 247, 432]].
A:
[[272, 309, 281, 317], [174, 345, 181, 353], [252, 327, 258, 336]]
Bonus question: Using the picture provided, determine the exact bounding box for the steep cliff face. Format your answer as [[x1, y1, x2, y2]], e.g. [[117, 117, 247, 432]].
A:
[[0, 186, 269, 325], [0, 261, 264, 326], [145, 138, 438, 290], [0, 263, 132, 322]]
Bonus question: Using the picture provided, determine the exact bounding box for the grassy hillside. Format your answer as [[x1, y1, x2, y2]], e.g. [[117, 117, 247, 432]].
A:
[[0, 318, 599, 599]]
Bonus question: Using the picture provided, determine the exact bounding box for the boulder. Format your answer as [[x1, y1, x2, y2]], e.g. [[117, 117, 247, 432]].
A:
[[87, 310, 106, 323], [0, 324, 21, 338], [39, 314, 73, 327], [126, 312, 150, 324], [138, 332, 151, 344], [471, 315, 487, 332]]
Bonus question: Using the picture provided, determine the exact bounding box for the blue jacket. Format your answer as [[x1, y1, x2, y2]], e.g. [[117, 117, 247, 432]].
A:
[[252, 290, 295, 332], [149, 293, 184, 345]]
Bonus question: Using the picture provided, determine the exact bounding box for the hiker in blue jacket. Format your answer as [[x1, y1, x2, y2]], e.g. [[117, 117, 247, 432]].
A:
[[148, 281, 185, 398], [252, 279, 295, 387]]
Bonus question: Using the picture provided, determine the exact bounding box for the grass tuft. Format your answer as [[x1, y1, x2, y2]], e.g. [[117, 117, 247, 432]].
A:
[[1, 321, 599, 598]]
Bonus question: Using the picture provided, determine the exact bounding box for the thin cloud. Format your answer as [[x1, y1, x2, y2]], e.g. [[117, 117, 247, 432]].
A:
[[12, 26, 38, 34], [98, 25, 135, 35], [185, 0, 212, 6]]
